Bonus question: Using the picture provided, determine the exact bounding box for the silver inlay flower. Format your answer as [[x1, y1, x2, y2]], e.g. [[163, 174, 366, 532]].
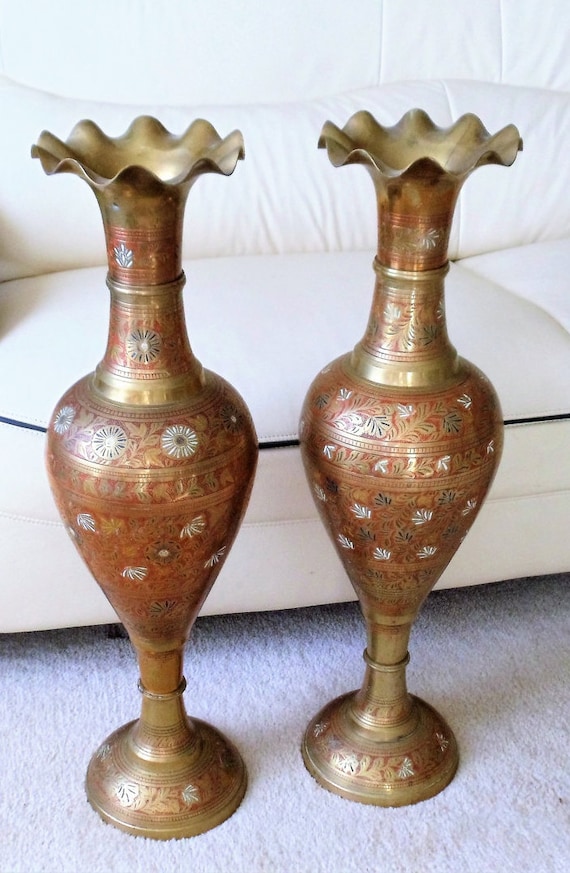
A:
[[126, 328, 162, 364], [161, 425, 198, 459], [92, 425, 128, 461], [53, 405, 76, 434]]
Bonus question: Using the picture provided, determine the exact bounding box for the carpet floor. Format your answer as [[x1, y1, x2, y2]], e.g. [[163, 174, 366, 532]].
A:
[[1, 573, 569, 873]]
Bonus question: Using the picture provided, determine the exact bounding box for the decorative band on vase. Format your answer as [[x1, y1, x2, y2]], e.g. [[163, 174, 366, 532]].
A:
[[107, 224, 182, 285], [378, 212, 451, 271]]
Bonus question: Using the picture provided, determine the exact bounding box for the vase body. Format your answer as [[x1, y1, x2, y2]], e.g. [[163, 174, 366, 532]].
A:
[[300, 110, 522, 806], [34, 117, 257, 838]]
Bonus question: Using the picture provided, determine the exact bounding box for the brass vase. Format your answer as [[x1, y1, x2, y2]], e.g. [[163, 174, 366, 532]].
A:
[[299, 110, 522, 806], [33, 117, 258, 838]]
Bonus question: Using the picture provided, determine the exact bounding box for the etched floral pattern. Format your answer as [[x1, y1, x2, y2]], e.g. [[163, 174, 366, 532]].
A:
[[145, 541, 181, 565], [149, 600, 176, 616], [220, 403, 243, 432], [301, 352, 502, 607]]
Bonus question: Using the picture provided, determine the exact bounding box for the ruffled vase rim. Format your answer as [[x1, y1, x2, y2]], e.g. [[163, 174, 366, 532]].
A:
[[318, 108, 523, 180], [31, 115, 245, 191]]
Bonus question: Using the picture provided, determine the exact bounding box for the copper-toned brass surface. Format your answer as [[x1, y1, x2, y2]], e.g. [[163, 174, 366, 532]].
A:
[[33, 117, 257, 838], [300, 110, 522, 806]]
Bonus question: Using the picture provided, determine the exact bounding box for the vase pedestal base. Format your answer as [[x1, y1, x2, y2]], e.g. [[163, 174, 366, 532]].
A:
[[302, 692, 458, 807], [86, 716, 247, 840]]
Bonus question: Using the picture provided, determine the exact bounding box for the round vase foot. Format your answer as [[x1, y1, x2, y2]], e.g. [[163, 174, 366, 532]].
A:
[[302, 691, 458, 807], [86, 718, 247, 839]]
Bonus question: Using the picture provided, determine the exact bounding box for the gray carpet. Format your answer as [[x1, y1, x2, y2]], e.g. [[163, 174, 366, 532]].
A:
[[1, 573, 569, 872]]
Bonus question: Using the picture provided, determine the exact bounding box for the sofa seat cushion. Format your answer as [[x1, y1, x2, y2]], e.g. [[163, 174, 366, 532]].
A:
[[1, 248, 569, 630], [1, 249, 569, 435]]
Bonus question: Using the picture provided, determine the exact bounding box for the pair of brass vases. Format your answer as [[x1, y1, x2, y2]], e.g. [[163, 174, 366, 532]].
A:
[[33, 109, 522, 839]]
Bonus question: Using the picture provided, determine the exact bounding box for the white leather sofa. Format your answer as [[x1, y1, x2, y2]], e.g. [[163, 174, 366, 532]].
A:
[[1, 0, 569, 632]]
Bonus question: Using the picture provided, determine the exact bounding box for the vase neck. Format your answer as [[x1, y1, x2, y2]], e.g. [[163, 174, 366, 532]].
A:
[[96, 186, 188, 286], [350, 260, 462, 389], [372, 172, 461, 271], [92, 274, 204, 406]]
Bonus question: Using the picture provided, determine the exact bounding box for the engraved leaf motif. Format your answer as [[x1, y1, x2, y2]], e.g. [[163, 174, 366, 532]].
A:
[[373, 547, 391, 561], [419, 324, 439, 345], [116, 782, 139, 805], [374, 492, 392, 505], [180, 516, 206, 538], [385, 302, 402, 321], [443, 411, 463, 434], [398, 404, 414, 418], [149, 600, 176, 615], [421, 228, 442, 249], [362, 415, 391, 438], [100, 517, 125, 536], [398, 757, 415, 779], [352, 503, 371, 519], [314, 484, 327, 502], [122, 566, 148, 581], [77, 513, 96, 532], [205, 546, 226, 568], [412, 509, 433, 526], [417, 546, 437, 559], [114, 242, 133, 268], [152, 484, 173, 502], [182, 784, 200, 806], [335, 413, 365, 434], [436, 732, 450, 752], [334, 752, 360, 775]]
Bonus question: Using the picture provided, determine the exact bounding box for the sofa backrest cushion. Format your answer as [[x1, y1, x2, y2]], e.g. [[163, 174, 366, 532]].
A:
[[0, 0, 569, 281], [1, 0, 569, 104]]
